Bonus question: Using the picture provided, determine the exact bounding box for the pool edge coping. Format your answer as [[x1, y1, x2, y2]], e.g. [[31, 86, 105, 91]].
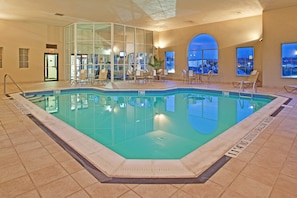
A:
[[10, 87, 289, 180]]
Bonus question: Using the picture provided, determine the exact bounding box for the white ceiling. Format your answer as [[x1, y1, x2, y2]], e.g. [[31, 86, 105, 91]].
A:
[[1, 0, 297, 31]]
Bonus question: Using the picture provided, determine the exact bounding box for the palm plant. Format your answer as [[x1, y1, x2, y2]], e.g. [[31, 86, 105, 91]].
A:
[[148, 55, 164, 70]]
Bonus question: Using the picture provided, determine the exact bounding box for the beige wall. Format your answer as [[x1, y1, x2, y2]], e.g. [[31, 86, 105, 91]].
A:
[[0, 20, 64, 83], [157, 6, 297, 88], [1, 5, 297, 88], [262, 6, 297, 87], [157, 15, 263, 84]]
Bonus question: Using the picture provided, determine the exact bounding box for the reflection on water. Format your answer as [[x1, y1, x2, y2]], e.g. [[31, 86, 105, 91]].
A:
[[28, 90, 272, 159]]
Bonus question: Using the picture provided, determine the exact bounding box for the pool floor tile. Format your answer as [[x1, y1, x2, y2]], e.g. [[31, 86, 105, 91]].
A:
[[1, 81, 297, 197], [19, 152, 58, 173], [220, 188, 250, 198], [227, 175, 272, 198], [85, 183, 130, 197], [66, 190, 91, 198], [180, 182, 225, 198], [280, 160, 297, 178], [273, 174, 297, 196], [269, 188, 297, 198], [15, 190, 41, 198], [118, 190, 142, 198], [0, 163, 27, 184], [240, 163, 279, 186], [132, 184, 178, 198], [0, 176, 35, 198], [60, 159, 84, 174], [222, 158, 247, 174], [209, 167, 238, 187], [37, 176, 82, 198], [71, 169, 98, 188], [29, 164, 69, 187]]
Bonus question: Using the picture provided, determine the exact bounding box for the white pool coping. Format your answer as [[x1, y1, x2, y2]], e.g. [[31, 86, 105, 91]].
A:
[[11, 89, 289, 178]]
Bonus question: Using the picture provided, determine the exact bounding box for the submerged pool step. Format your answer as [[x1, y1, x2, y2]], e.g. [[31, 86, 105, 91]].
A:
[[27, 95, 46, 102]]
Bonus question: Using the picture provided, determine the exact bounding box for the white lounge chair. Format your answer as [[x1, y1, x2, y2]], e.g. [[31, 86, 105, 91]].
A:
[[284, 85, 297, 93], [232, 70, 259, 92]]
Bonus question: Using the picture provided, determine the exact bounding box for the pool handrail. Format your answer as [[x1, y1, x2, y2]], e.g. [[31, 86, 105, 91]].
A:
[[4, 73, 25, 96]]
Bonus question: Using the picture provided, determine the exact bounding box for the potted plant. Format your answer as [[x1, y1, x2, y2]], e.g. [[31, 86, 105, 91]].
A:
[[148, 55, 164, 79], [149, 55, 164, 70]]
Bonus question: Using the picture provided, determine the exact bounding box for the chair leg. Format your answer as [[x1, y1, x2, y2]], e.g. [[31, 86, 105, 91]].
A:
[[239, 81, 244, 92], [252, 82, 257, 93]]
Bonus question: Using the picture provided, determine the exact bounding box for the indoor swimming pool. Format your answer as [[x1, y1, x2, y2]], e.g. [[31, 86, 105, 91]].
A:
[[11, 87, 288, 180], [25, 88, 273, 159]]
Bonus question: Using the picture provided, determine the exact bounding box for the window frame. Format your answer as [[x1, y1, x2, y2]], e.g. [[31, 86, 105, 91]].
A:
[[19, 48, 29, 68], [281, 42, 297, 78], [0, 47, 2, 68], [187, 34, 218, 74], [165, 51, 175, 73], [236, 47, 254, 76]]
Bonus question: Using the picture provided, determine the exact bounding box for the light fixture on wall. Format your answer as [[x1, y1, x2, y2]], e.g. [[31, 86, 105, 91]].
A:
[[54, 13, 64, 17], [259, 37, 263, 42]]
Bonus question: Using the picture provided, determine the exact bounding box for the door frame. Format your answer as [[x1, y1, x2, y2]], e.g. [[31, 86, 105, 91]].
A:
[[44, 53, 58, 81]]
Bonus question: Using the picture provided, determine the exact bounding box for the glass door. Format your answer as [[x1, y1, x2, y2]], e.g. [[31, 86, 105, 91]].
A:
[[44, 53, 58, 81]]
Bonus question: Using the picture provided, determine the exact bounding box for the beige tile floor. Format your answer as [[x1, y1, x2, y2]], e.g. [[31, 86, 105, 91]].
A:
[[0, 80, 297, 198]]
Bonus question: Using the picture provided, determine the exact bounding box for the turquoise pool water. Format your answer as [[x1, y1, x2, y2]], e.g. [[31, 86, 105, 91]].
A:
[[26, 88, 274, 159]]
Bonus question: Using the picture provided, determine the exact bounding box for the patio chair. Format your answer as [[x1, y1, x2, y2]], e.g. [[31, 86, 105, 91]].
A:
[[76, 69, 88, 85], [156, 69, 163, 80], [202, 70, 213, 83], [126, 70, 135, 82], [188, 70, 197, 83], [135, 69, 145, 83], [232, 70, 260, 92], [284, 85, 297, 93], [182, 69, 188, 83], [159, 69, 168, 81], [145, 69, 155, 82], [93, 69, 108, 85]]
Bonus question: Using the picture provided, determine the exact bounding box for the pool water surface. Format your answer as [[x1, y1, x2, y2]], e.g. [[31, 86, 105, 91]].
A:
[[11, 87, 288, 179], [26, 88, 273, 159]]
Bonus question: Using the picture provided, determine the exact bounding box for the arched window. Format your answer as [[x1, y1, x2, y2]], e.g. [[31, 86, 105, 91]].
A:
[[187, 34, 218, 74]]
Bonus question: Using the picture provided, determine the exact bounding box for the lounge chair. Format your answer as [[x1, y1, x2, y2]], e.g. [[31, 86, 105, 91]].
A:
[[284, 85, 297, 93], [135, 69, 145, 83], [156, 69, 163, 80], [126, 70, 135, 82], [182, 69, 188, 83], [159, 69, 168, 81], [145, 69, 155, 82], [201, 70, 213, 83], [93, 69, 108, 85], [74, 69, 88, 85], [232, 70, 260, 92], [188, 70, 197, 83]]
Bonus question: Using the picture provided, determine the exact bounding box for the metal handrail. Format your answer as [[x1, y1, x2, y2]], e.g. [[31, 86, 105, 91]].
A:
[[4, 74, 25, 96]]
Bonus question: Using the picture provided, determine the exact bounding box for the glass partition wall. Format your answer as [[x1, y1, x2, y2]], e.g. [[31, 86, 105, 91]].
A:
[[64, 23, 154, 82]]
